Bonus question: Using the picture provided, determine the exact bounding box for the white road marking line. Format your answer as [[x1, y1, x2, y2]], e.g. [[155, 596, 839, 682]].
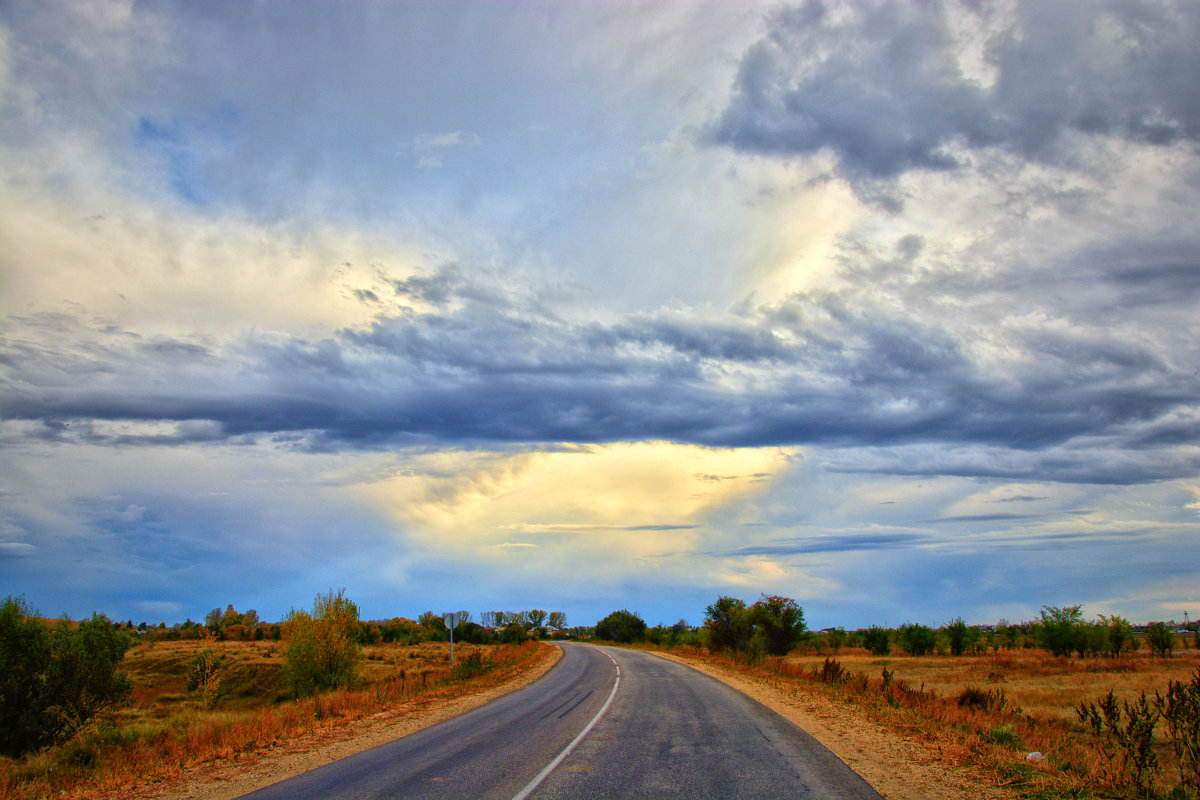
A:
[[510, 651, 621, 800]]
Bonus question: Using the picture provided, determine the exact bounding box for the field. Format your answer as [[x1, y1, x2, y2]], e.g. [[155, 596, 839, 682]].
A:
[[674, 643, 1200, 799], [784, 646, 1200, 723], [0, 638, 546, 800]]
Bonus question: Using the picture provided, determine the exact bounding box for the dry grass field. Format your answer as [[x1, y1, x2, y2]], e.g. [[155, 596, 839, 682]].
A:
[[0, 638, 544, 800], [784, 646, 1200, 723], [671, 643, 1200, 800]]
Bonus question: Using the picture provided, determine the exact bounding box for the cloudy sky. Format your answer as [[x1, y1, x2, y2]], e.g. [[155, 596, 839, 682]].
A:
[[3, 0, 1199, 630]]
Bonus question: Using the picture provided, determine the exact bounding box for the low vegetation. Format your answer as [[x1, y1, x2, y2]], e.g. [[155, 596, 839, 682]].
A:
[[611, 595, 1200, 800], [0, 593, 552, 800]]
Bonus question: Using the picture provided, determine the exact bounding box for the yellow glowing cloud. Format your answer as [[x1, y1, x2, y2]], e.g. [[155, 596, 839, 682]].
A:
[[358, 442, 796, 562]]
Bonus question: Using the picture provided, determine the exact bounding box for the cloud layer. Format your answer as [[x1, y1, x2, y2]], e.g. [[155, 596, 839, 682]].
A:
[[2, 0, 1198, 626]]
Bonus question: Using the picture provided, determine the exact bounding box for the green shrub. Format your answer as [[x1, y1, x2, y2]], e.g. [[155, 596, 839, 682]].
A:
[[595, 609, 647, 643], [283, 588, 362, 697], [897, 623, 937, 656], [186, 646, 223, 707], [1147, 622, 1177, 659], [702, 596, 749, 652], [861, 626, 892, 656], [451, 651, 493, 680], [0, 597, 132, 757], [748, 595, 807, 656]]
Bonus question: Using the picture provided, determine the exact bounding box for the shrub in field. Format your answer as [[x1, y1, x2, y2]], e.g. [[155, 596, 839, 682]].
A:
[[1040, 604, 1085, 657], [824, 627, 846, 653], [1154, 667, 1200, 798], [897, 623, 937, 656], [283, 588, 362, 696], [595, 609, 647, 643], [0, 597, 132, 757], [816, 657, 847, 684], [861, 626, 892, 656], [1077, 689, 1161, 797], [944, 617, 973, 656], [1102, 614, 1136, 658], [186, 644, 223, 707], [1147, 622, 1177, 659]]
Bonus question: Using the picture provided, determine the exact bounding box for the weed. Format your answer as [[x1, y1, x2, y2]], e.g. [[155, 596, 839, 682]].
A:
[[1154, 666, 1200, 798], [1077, 689, 1161, 797], [816, 657, 847, 684], [982, 723, 1023, 750]]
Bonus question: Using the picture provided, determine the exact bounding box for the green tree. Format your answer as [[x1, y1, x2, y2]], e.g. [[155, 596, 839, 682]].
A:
[[0, 597, 132, 757], [547, 611, 567, 630], [860, 626, 892, 656], [283, 588, 362, 696], [748, 595, 807, 656], [526, 609, 548, 633], [595, 609, 647, 643], [1039, 605, 1084, 657], [703, 596, 750, 652], [897, 623, 938, 656], [944, 617, 973, 656], [1146, 622, 1176, 659], [1101, 615, 1135, 658]]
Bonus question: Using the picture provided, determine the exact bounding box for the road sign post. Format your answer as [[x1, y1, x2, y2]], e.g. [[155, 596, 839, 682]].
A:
[[442, 612, 460, 668]]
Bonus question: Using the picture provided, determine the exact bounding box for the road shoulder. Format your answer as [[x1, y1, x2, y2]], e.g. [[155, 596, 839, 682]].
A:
[[650, 650, 1004, 800]]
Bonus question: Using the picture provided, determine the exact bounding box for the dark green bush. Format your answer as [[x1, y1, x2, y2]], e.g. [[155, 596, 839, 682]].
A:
[[860, 626, 892, 656], [897, 623, 937, 656], [594, 609, 647, 643], [0, 596, 132, 757]]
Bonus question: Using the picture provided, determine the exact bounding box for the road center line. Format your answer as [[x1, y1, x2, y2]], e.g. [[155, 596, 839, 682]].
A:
[[510, 650, 621, 800]]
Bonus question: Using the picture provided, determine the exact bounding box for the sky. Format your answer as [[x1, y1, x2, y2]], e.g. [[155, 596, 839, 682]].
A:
[[2, 0, 1199, 631]]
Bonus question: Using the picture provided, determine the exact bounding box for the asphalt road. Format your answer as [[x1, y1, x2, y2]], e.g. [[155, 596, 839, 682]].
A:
[[238, 643, 883, 800]]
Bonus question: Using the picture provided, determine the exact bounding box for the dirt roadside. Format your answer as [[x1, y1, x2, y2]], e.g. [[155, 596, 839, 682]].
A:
[[651, 650, 1005, 800], [117, 644, 563, 800]]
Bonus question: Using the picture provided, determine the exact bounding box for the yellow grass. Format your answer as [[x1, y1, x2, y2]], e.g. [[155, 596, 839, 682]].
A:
[[667, 643, 1200, 800], [0, 639, 544, 800], [783, 647, 1200, 722]]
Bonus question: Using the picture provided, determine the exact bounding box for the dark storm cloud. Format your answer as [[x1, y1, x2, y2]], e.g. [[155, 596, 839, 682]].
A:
[[712, 0, 1200, 178], [4, 261, 1196, 486]]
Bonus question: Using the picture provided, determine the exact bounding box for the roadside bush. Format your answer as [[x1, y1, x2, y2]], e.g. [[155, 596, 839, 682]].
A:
[[283, 588, 362, 697], [0, 597, 132, 757], [595, 609, 647, 643], [451, 651, 493, 681], [702, 596, 750, 652], [748, 595, 807, 656]]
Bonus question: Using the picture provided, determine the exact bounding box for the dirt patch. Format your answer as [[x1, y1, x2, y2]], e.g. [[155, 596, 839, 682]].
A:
[[652, 650, 1006, 800], [120, 643, 562, 800]]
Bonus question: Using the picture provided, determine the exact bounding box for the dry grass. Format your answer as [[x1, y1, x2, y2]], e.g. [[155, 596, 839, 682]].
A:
[[785, 647, 1200, 723], [0, 639, 543, 800], [664, 644, 1200, 800]]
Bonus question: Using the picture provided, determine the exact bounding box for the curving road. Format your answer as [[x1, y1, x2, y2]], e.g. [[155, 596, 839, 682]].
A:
[[238, 643, 882, 800]]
